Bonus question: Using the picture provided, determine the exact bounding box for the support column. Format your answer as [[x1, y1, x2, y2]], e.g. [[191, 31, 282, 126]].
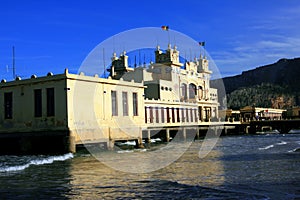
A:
[[166, 128, 170, 142], [182, 128, 187, 141], [196, 128, 200, 140], [146, 129, 151, 143], [107, 139, 115, 150], [135, 138, 144, 148], [224, 127, 228, 135], [67, 135, 76, 153]]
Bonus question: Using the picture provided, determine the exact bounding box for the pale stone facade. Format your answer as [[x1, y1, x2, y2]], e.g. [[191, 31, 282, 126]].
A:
[[114, 44, 219, 125], [0, 70, 145, 152], [0, 44, 219, 153]]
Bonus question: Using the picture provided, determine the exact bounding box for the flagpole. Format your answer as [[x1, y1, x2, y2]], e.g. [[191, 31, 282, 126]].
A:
[[161, 26, 170, 45], [103, 48, 106, 78], [168, 30, 170, 45], [12, 46, 16, 79]]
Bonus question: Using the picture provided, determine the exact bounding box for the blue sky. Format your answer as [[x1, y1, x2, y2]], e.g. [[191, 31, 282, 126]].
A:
[[0, 0, 300, 81]]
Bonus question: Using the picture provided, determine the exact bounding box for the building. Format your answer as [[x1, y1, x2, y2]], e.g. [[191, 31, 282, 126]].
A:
[[240, 106, 286, 121], [219, 109, 240, 122], [117, 45, 219, 124], [0, 44, 219, 154], [284, 107, 300, 119]]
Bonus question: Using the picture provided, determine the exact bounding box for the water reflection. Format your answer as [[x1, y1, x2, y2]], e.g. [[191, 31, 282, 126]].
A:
[[67, 141, 226, 198]]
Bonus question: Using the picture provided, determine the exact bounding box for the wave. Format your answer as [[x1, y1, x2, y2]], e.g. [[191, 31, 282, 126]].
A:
[[117, 149, 147, 154], [0, 153, 73, 173], [276, 141, 287, 145], [259, 140, 288, 150], [258, 145, 274, 150], [117, 141, 136, 146], [288, 148, 300, 153]]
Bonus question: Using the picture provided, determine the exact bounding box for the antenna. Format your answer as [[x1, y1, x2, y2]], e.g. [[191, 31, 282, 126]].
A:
[[12, 46, 16, 79], [103, 48, 106, 78], [139, 50, 141, 67]]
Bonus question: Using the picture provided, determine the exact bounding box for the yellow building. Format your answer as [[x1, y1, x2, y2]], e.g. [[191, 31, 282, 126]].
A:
[[118, 45, 219, 125], [0, 70, 145, 153], [0, 44, 219, 153]]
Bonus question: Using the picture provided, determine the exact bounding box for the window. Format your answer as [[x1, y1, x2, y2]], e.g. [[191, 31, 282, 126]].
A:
[[198, 86, 203, 100], [172, 107, 175, 123], [199, 106, 202, 121], [186, 108, 189, 122], [176, 108, 180, 122], [155, 107, 159, 123], [122, 92, 128, 116], [133, 92, 138, 116], [161, 108, 165, 123], [181, 83, 187, 100], [166, 107, 170, 123], [181, 108, 185, 122], [47, 88, 55, 117], [149, 107, 153, 123], [4, 92, 13, 119], [111, 91, 118, 116], [189, 83, 197, 99], [190, 109, 193, 122], [34, 89, 42, 117]]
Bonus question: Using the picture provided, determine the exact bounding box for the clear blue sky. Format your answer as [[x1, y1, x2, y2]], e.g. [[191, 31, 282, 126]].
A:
[[1, 0, 300, 80]]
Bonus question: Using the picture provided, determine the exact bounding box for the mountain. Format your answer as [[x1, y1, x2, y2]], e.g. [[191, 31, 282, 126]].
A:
[[211, 58, 300, 109]]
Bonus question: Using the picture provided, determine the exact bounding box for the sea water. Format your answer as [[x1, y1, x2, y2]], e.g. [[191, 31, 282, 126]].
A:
[[0, 133, 300, 199]]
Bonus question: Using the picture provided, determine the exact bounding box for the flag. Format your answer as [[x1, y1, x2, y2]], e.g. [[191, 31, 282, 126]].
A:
[[161, 25, 169, 31], [199, 41, 205, 46]]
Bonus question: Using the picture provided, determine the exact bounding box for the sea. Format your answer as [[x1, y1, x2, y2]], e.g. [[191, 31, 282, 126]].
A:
[[0, 131, 300, 199]]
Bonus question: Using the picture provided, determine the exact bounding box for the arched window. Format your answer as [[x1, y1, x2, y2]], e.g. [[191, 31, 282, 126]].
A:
[[181, 83, 187, 100], [189, 83, 197, 99], [198, 86, 203, 100]]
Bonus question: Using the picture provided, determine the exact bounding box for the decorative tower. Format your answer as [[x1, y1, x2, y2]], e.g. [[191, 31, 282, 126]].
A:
[[197, 55, 212, 74], [151, 44, 183, 81], [108, 51, 133, 79]]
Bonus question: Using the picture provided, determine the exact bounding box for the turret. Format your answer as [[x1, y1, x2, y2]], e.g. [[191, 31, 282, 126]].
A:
[[108, 51, 133, 79], [197, 56, 212, 74], [154, 44, 182, 67]]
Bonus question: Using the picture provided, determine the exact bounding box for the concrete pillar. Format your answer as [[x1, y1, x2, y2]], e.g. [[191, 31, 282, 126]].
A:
[[107, 139, 115, 150], [166, 128, 170, 142], [183, 128, 187, 141], [67, 135, 76, 153], [224, 127, 228, 135], [145, 129, 151, 143], [135, 138, 144, 148], [196, 128, 200, 140]]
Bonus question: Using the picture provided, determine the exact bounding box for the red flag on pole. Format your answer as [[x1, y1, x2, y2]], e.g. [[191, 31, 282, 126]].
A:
[[161, 26, 169, 31]]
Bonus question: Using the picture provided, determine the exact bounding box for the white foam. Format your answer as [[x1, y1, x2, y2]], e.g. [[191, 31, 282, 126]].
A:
[[258, 145, 274, 150], [0, 153, 73, 173], [117, 150, 134, 154], [150, 138, 162, 143], [118, 141, 136, 146], [277, 141, 287, 145], [117, 149, 147, 154], [288, 148, 300, 153]]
